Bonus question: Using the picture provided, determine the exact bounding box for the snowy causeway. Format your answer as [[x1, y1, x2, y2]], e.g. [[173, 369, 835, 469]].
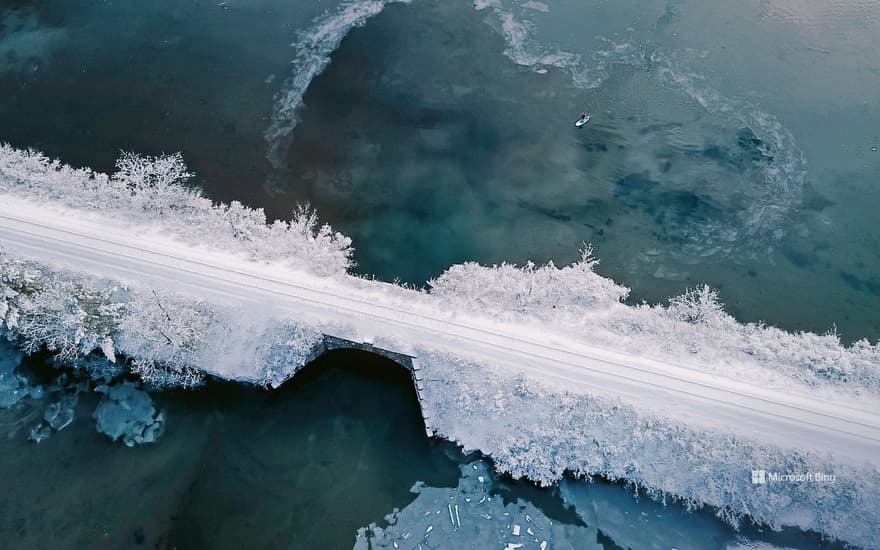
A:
[[1, 193, 877, 467], [1, 148, 879, 546]]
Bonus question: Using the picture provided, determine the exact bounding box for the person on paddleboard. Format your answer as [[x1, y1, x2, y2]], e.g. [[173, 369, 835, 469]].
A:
[[575, 113, 590, 128]]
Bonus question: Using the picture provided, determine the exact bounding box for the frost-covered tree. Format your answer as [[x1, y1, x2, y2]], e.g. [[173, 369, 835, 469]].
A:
[[112, 152, 198, 214], [665, 284, 726, 325], [14, 280, 124, 361], [0, 143, 353, 275], [115, 288, 212, 388], [1, 254, 125, 360], [429, 246, 628, 318]]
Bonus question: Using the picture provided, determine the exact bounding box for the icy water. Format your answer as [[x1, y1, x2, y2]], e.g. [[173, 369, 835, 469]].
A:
[[0, 350, 843, 549], [1, 0, 878, 340], [0, 351, 463, 549], [0, 0, 878, 547]]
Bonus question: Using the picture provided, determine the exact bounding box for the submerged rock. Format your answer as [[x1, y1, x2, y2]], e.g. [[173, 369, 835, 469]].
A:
[[94, 382, 164, 447], [0, 341, 34, 409], [62, 354, 126, 384]]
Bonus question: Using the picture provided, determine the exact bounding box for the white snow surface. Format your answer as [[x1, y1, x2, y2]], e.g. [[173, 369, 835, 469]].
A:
[[1, 146, 879, 546]]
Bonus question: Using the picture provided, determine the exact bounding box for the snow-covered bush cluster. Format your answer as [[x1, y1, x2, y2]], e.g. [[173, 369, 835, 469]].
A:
[[417, 348, 880, 548], [430, 246, 629, 318], [1, 253, 324, 388], [116, 289, 218, 388], [1, 255, 125, 361], [0, 144, 353, 276], [430, 258, 880, 392]]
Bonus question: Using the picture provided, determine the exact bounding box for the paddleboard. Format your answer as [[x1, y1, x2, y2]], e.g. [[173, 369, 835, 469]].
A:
[[575, 115, 591, 128]]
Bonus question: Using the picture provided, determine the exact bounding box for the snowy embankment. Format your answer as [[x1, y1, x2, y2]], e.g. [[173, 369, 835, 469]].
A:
[[418, 348, 880, 546], [1, 145, 879, 547]]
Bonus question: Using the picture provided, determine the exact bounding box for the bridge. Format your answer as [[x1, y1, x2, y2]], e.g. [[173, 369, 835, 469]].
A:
[[1, 192, 879, 467]]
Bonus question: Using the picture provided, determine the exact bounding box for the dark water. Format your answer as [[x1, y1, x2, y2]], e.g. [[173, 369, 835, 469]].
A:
[[0, 351, 464, 549]]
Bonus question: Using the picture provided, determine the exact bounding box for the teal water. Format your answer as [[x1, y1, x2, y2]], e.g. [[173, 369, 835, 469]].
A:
[[0, 0, 877, 547], [276, 0, 880, 341], [2, 0, 877, 340]]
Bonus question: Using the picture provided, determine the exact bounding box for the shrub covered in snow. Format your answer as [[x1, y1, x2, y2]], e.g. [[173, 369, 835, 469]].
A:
[[1, 255, 126, 361], [430, 257, 880, 392], [429, 246, 628, 318], [0, 144, 353, 276], [417, 348, 880, 548], [1, 253, 324, 388], [116, 289, 217, 388]]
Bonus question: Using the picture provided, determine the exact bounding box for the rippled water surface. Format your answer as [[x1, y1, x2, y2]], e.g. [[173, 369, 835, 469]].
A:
[[2, 0, 879, 340], [0, 1, 878, 547]]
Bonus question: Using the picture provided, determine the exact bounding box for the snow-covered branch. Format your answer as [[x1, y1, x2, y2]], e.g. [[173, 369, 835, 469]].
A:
[[1, 253, 323, 388], [429, 257, 880, 391], [0, 144, 353, 275], [417, 348, 880, 548]]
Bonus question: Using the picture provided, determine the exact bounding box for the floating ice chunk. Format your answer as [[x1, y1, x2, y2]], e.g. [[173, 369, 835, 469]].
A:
[[522, 1, 550, 12], [93, 381, 165, 446], [354, 461, 595, 548], [43, 392, 77, 431], [0, 383, 26, 408], [28, 423, 51, 443]]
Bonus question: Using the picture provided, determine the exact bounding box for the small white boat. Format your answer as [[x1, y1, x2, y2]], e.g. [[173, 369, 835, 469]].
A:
[[575, 114, 591, 128]]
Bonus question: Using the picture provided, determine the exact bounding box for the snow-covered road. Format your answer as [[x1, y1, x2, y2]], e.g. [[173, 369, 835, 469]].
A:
[[1, 194, 878, 466]]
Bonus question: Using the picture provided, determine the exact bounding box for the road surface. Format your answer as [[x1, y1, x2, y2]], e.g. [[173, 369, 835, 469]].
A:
[[1, 193, 878, 465]]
